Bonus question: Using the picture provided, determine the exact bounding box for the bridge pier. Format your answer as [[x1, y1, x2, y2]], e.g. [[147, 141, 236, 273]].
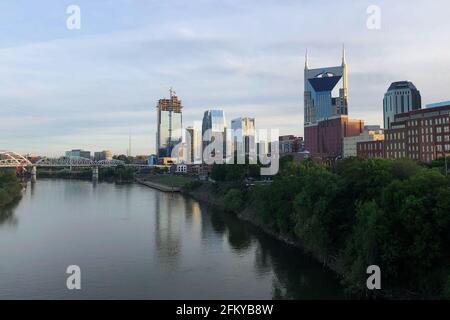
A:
[[31, 166, 37, 183], [92, 166, 99, 181]]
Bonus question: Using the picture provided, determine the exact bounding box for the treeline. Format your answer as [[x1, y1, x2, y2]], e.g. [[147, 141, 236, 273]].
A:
[[209, 157, 450, 298], [37, 166, 135, 182], [0, 170, 22, 207], [99, 166, 135, 182]]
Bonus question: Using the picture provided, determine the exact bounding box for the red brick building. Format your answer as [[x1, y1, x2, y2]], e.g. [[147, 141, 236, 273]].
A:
[[305, 116, 364, 160], [385, 104, 450, 162], [357, 140, 385, 159], [358, 103, 450, 162]]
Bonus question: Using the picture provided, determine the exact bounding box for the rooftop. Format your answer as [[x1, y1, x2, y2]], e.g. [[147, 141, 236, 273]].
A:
[[387, 81, 418, 91], [426, 101, 450, 109]]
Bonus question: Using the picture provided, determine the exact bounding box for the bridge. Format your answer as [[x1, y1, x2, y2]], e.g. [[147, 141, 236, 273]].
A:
[[0, 151, 164, 180], [0, 151, 126, 168]]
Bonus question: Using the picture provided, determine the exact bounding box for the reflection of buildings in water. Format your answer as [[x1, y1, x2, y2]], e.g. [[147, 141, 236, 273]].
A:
[[62, 179, 93, 203], [184, 200, 201, 226], [154, 192, 185, 269]]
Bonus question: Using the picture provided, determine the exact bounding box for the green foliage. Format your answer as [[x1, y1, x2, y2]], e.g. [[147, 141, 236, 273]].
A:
[[293, 166, 339, 257], [183, 180, 203, 191], [113, 154, 134, 164], [224, 189, 244, 212], [0, 170, 22, 207], [99, 165, 134, 182], [211, 163, 261, 182], [249, 156, 450, 298]]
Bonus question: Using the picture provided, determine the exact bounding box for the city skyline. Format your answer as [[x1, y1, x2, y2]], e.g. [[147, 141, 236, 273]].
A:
[[2, 0, 450, 156]]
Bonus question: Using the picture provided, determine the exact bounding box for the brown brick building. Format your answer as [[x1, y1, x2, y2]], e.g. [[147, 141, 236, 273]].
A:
[[305, 116, 364, 161], [357, 103, 450, 162]]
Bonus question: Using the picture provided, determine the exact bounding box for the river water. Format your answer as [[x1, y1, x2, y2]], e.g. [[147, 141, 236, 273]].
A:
[[0, 179, 343, 299]]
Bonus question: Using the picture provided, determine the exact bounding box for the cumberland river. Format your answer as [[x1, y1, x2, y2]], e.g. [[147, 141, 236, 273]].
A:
[[0, 179, 343, 299]]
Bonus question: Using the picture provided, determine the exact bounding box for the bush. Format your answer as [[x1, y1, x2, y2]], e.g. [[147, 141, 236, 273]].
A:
[[0, 170, 22, 207], [224, 189, 243, 213], [249, 157, 450, 298], [183, 180, 203, 191]]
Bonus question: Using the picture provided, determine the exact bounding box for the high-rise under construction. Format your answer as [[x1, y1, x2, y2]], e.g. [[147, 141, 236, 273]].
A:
[[156, 89, 183, 158]]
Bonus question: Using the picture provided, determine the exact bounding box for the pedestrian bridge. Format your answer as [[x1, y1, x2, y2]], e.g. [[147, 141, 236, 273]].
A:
[[0, 151, 125, 168]]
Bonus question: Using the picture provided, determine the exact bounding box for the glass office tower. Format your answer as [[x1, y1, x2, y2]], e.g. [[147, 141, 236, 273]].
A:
[[230, 117, 256, 159], [202, 110, 227, 161], [383, 81, 421, 130]]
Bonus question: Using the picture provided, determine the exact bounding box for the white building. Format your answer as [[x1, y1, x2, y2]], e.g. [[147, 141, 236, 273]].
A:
[[176, 163, 187, 173], [343, 126, 384, 158]]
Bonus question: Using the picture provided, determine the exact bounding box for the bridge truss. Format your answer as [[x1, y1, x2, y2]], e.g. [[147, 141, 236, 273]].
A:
[[0, 151, 33, 168], [0, 151, 126, 168]]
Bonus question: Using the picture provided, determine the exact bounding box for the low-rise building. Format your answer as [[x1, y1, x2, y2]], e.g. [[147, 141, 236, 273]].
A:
[[279, 135, 304, 155], [94, 150, 113, 161], [66, 149, 91, 159], [343, 125, 384, 158], [357, 140, 385, 159], [176, 164, 187, 173]]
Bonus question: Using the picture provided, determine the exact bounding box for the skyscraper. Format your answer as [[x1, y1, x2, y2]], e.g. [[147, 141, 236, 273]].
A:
[[383, 81, 421, 130], [156, 89, 183, 158], [185, 124, 202, 164], [304, 47, 348, 126], [230, 117, 256, 157], [304, 48, 364, 159], [202, 109, 227, 162]]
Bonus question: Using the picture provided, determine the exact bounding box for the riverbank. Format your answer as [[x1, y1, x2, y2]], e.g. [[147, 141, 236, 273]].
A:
[[0, 171, 23, 208], [136, 178, 181, 192], [136, 174, 195, 192]]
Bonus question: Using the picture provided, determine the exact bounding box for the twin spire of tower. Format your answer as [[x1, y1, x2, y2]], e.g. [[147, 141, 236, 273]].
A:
[[304, 44, 346, 70]]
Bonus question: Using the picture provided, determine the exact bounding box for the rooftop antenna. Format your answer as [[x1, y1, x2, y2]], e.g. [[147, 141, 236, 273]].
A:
[[305, 48, 309, 70], [341, 43, 347, 66]]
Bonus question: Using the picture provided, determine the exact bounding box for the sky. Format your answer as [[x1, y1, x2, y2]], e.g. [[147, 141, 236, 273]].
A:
[[1, 0, 450, 156]]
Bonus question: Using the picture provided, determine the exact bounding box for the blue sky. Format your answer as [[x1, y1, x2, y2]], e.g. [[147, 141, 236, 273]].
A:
[[1, 0, 450, 156]]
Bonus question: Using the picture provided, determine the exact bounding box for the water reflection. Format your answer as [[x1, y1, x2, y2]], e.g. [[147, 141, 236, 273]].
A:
[[154, 192, 183, 270]]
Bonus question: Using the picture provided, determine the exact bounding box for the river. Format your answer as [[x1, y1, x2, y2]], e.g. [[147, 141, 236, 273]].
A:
[[0, 179, 344, 299]]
